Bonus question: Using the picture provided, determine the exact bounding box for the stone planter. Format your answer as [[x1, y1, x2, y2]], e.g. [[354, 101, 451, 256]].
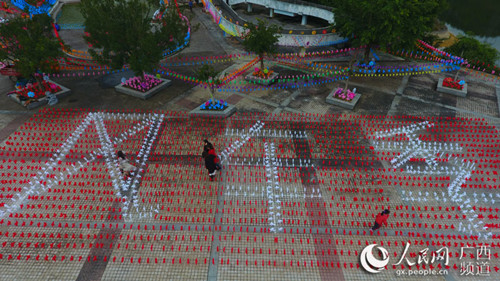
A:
[[115, 78, 172, 99], [245, 72, 279, 86], [437, 78, 467, 97], [326, 88, 361, 110], [189, 103, 236, 118], [7, 80, 71, 110]]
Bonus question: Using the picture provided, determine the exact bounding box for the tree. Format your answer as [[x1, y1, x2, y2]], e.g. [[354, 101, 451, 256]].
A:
[[81, 0, 188, 80], [324, 0, 446, 61], [242, 19, 281, 71], [444, 34, 499, 67], [341, 49, 361, 94], [196, 64, 221, 103], [0, 13, 64, 88], [440, 0, 500, 38]]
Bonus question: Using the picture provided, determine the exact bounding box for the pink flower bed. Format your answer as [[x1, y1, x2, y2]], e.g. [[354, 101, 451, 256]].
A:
[[333, 88, 357, 101], [122, 74, 163, 92]]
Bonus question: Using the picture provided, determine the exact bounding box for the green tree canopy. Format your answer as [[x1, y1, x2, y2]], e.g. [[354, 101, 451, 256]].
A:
[[81, 0, 188, 79], [324, 0, 446, 61], [444, 34, 499, 67], [0, 13, 64, 82], [241, 19, 281, 70], [440, 0, 500, 37]]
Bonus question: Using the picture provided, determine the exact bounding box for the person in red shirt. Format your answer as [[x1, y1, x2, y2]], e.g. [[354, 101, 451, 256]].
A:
[[202, 140, 221, 181], [372, 210, 390, 231]]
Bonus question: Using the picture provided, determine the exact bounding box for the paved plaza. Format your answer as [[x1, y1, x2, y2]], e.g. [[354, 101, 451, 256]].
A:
[[0, 3, 500, 281], [0, 107, 499, 280]]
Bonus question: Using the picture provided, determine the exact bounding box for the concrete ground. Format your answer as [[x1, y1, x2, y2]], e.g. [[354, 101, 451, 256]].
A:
[[0, 4, 499, 281]]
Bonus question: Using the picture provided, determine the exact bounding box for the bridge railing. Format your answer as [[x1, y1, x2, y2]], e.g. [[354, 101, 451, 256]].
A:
[[204, 0, 344, 47], [213, 0, 335, 34], [227, 0, 334, 22], [249, 0, 334, 12]]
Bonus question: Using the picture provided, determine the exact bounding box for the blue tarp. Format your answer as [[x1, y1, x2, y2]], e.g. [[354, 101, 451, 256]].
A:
[[11, 0, 57, 15]]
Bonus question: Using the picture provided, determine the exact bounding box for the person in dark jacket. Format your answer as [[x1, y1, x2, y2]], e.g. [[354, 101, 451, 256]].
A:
[[371, 209, 390, 231], [202, 140, 219, 181]]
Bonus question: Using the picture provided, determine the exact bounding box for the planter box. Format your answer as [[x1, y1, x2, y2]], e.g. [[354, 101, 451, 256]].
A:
[[326, 88, 361, 110], [115, 78, 171, 99], [7, 80, 71, 110], [189, 103, 236, 118], [245, 72, 279, 86], [437, 78, 467, 97]]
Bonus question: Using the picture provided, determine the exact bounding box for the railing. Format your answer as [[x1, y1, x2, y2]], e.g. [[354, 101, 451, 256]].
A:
[[212, 0, 335, 35], [203, 0, 344, 47], [267, 0, 334, 12], [212, 0, 247, 24], [48, 0, 62, 19], [227, 0, 334, 22]]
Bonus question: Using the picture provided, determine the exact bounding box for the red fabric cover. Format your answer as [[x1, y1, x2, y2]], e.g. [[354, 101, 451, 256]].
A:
[[208, 148, 219, 163], [375, 213, 389, 226]]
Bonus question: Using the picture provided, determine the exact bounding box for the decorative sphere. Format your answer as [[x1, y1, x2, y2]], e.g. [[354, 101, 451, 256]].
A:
[[264, 69, 268, 74]]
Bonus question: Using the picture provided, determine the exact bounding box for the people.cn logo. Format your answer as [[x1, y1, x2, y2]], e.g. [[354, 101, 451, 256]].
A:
[[360, 244, 390, 273]]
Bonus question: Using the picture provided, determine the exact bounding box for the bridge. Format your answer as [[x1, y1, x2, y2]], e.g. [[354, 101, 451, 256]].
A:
[[227, 0, 335, 25], [205, 0, 344, 47]]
